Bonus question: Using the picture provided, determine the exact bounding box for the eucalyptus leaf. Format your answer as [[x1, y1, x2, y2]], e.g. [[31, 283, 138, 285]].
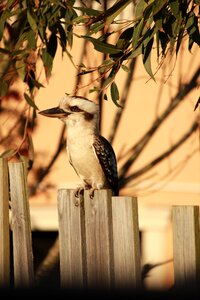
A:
[[83, 36, 123, 54], [142, 37, 155, 81], [106, 0, 133, 25], [110, 82, 123, 108], [27, 10, 37, 32], [24, 93, 39, 110]]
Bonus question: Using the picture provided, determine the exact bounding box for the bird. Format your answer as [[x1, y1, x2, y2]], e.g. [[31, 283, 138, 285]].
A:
[[39, 95, 119, 198]]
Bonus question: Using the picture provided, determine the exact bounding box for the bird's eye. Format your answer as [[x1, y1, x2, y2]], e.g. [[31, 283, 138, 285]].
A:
[[70, 106, 82, 112]]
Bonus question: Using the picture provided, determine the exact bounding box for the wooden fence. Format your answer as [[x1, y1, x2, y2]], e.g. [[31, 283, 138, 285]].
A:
[[0, 158, 200, 289]]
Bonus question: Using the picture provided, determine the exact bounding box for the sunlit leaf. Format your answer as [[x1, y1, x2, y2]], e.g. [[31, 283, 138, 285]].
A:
[[0, 10, 10, 40], [169, 0, 180, 18], [16, 59, 26, 81], [83, 36, 122, 54], [0, 80, 8, 97], [132, 19, 144, 50], [102, 76, 113, 89], [135, 0, 145, 18], [74, 6, 102, 16], [106, 0, 133, 25], [121, 64, 129, 72], [152, 0, 167, 16], [27, 10, 37, 32], [110, 82, 123, 108], [24, 93, 39, 110], [142, 37, 155, 81]]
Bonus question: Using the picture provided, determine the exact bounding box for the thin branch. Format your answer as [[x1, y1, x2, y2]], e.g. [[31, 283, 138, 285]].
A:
[[120, 120, 198, 187], [108, 58, 137, 144], [30, 124, 66, 196], [118, 65, 200, 182]]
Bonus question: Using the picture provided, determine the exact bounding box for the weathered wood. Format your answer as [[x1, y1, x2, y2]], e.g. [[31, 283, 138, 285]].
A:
[[0, 158, 10, 287], [8, 162, 34, 287], [172, 206, 200, 288], [57, 189, 86, 287], [84, 189, 114, 288], [112, 196, 141, 288]]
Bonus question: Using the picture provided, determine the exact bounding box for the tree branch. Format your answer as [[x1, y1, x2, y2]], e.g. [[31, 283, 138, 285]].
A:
[[120, 120, 199, 187], [108, 58, 137, 144], [118, 65, 200, 183]]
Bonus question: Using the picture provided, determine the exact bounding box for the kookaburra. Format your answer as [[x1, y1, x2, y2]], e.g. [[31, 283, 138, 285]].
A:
[[39, 95, 119, 197]]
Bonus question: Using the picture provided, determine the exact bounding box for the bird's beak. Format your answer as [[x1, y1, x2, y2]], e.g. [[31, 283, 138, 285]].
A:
[[38, 107, 70, 118]]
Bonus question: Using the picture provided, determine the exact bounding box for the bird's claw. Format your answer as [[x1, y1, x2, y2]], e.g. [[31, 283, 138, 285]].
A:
[[89, 188, 96, 199], [74, 187, 84, 206]]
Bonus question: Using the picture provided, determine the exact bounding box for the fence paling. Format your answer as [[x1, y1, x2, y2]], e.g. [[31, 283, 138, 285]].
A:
[[8, 162, 34, 287], [112, 196, 141, 288], [172, 206, 200, 288], [57, 189, 141, 289], [84, 189, 114, 288], [0, 158, 10, 287], [57, 189, 86, 287]]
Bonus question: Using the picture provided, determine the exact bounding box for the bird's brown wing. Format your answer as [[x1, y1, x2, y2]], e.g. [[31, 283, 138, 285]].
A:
[[93, 135, 119, 196]]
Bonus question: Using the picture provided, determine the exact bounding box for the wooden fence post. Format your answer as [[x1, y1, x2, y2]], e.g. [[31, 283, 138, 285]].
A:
[[112, 196, 141, 288], [57, 189, 141, 289], [172, 206, 200, 288], [8, 162, 34, 287], [0, 158, 10, 287], [84, 189, 114, 288], [57, 189, 86, 287]]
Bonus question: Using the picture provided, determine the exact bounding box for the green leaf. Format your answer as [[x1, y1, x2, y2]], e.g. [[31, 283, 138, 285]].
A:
[[26, 30, 36, 49], [47, 33, 58, 58], [0, 10, 10, 40], [89, 22, 105, 34], [135, 0, 145, 18], [74, 6, 102, 17], [16, 59, 26, 81], [186, 12, 200, 49], [27, 10, 37, 32], [72, 15, 88, 24], [132, 19, 144, 50], [169, 0, 180, 18], [24, 93, 39, 110], [105, 0, 133, 25], [83, 36, 123, 54], [102, 76, 113, 89], [89, 86, 99, 93], [58, 23, 67, 50], [116, 27, 133, 49], [42, 48, 53, 77], [142, 37, 155, 81], [152, 0, 167, 16], [127, 45, 142, 59], [121, 64, 129, 72], [0, 80, 8, 97], [110, 82, 123, 108]]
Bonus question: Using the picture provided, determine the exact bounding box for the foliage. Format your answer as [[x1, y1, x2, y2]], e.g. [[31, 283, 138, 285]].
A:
[[0, 0, 199, 106]]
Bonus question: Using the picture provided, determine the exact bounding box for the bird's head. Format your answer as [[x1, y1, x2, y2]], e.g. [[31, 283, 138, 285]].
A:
[[39, 95, 99, 125]]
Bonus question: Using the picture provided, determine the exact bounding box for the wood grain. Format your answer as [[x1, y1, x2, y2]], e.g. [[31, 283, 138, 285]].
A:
[[57, 189, 86, 287], [172, 206, 200, 288], [8, 162, 34, 287], [0, 158, 10, 286], [112, 196, 141, 288], [84, 189, 114, 288]]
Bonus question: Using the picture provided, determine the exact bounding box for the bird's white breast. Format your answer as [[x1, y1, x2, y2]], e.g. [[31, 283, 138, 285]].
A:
[[66, 120, 107, 188]]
